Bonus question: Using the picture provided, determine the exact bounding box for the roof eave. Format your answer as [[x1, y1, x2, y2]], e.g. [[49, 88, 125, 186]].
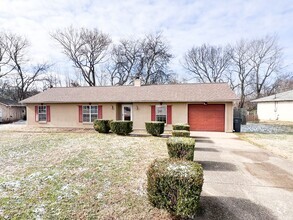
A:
[[252, 99, 292, 103], [0, 102, 24, 107], [20, 99, 238, 104]]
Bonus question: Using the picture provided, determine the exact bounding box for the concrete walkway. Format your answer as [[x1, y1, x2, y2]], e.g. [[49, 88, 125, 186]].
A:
[[191, 132, 293, 220]]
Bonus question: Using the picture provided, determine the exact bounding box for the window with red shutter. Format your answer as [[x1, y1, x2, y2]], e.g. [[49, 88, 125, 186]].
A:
[[79, 105, 98, 122]]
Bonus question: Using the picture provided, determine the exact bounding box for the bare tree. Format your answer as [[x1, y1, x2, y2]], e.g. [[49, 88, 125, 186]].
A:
[[107, 33, 174, 85], [229, 40, 255, 108], [183, 44, 231, 83], [4, 33, 51, 101], [0, 33, 14, 78], [107, 39, 141, 85], [249, 35, 283, 98], [140, 33, 174, 84], [263, 73, 293, 95], [0, 80, 13, 99], [51, 27, 111, 86], [184, 35, 284, 108], [42, 72, 62, 89]]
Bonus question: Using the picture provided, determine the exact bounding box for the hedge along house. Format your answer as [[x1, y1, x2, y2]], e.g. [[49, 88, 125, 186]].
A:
[[0, 97, 26, 123], [20, 80, 238, 132]]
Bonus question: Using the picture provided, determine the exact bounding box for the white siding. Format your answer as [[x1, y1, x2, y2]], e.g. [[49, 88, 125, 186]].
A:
[[257, 101, 293, 121]]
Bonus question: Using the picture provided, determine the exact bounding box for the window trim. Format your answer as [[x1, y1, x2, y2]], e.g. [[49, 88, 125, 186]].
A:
[[155, 105, 167, 124], [82, 105, 98, 123], [38, 105, 47, 122]]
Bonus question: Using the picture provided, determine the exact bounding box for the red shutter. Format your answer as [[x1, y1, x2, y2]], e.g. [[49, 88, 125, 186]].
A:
[[35, 106, 39, 122], [167, 105, 172, 124], [78, 105, 82, 123], [151, 105, 156, 121], [47, 105, 51, 122], [98, 105, 102, 119]]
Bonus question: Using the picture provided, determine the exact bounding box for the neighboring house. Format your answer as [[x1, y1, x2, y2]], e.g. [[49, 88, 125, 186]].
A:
[[252, 90, 293, 122], [0, 97, 26, 123], [20, 80, 238, 132]]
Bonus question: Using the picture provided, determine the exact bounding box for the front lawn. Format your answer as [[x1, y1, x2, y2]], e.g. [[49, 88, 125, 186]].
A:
[[0, 128, 170, 219], [238, 133, 293, 161]]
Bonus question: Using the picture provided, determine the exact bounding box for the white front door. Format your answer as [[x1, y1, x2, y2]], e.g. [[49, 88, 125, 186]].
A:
[[122, 105, 132, 121]]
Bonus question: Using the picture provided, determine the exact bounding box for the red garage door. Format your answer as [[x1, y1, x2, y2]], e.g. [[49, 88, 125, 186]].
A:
[[188, 104, 225, 132]]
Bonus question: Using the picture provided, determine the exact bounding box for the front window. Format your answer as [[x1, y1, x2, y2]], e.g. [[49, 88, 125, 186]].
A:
[[38, 106, 47, 122], [83, 106, 98, 123], [156, 105, 167, 123]]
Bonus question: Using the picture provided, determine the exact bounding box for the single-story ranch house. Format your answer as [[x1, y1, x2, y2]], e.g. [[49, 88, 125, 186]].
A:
[[252, 90, 293, 122], [0, 97, 26, 123], [20, 80, 238, 132]]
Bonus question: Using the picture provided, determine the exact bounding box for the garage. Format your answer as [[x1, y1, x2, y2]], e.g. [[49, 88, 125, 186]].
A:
[[188, 104, 225, 132]]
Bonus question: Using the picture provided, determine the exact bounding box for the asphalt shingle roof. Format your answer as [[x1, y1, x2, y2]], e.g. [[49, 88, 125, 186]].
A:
[[252, 90, 293, 102], [20, 83, 238, 104]]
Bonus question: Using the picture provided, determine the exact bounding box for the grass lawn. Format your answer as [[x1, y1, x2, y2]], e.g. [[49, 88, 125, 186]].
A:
[[0, 128, 171, 219], [238, 133, 293, 161]]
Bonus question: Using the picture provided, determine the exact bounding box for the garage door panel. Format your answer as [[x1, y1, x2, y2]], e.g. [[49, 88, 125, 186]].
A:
[[188, 104, 225, 132]]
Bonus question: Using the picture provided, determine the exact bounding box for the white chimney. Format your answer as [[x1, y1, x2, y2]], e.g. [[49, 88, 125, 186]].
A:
[[134, 78, 141, 87]]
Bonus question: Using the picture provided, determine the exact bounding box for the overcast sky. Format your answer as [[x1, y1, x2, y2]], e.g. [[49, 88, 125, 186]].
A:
[[0, 0, 292, 82]]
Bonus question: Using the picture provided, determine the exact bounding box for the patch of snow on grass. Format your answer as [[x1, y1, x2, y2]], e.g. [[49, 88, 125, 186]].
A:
[[57, 183, 80, 201], [95, 180, 111, 200], [34, 204, 45, 220], [0, 180, 21, 191], [61, 184, 69, 191], [43, 174, 57, 181], [132, 178, 146, 196], [96, 192, 103, 199], [242, 123, 292, 134], [28, 172, 42, 179]]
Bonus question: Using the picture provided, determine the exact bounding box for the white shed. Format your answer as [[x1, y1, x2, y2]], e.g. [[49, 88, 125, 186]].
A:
[[252, 90, 293, 122]]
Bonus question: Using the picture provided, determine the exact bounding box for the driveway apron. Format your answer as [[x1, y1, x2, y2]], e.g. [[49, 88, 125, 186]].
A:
[[191, 131, 293, 220]]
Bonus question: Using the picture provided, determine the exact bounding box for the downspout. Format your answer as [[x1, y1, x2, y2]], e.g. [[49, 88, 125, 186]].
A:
[[273, 94, 278, 120]]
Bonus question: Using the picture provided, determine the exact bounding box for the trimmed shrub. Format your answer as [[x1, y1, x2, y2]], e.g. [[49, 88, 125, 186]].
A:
[[147, 158, 204, 218], [172, 124, 190, 131], [167, 137, 195, 161], [93, 119, 111, 133], [110, 120, 133, 135], [172, 130, 190, 137], [145, 121, 165, 136]]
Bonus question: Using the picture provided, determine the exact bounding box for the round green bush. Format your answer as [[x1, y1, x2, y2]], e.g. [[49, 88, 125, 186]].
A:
[[110, 120, 133, 135], [172, 130, 190, 137], [145, 121, 165, 136], [167, 137, 195, 161], [172, 124, 190, 131], [147, 158, 204, 218], [93, 119, 111, 133]]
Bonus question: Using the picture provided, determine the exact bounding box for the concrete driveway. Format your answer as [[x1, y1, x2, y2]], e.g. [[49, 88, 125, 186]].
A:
[[191, 131, 293, 220]]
